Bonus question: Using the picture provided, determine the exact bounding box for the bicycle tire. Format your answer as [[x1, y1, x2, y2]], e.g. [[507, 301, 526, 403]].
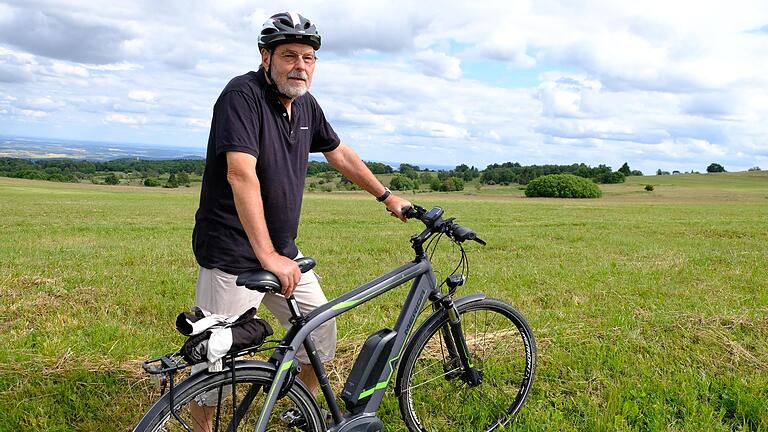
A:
[[134, 362, 324, 432], [397, 298, 536, 431]]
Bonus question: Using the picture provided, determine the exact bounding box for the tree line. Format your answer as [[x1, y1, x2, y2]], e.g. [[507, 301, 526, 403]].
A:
[[480, 162, 638, 186], [0, 156, 631, 189], [0, 157, 206, 183], [6, 156, 739, 191]]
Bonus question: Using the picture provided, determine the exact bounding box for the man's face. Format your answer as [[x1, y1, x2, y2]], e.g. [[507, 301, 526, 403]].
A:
[[262, 43, 316, 99]]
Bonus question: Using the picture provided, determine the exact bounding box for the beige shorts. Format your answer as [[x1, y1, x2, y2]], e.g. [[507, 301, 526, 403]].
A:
[[193, 263, 337, 365]]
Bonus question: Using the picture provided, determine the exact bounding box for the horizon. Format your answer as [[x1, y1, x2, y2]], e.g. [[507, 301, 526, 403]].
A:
[[3, 134, 742, 174], [1, 134, 464, 171], [1, 1, 767, 175]]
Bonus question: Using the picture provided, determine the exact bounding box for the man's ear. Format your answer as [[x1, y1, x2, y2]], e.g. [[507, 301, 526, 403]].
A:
[[260, 48, 270, 69]]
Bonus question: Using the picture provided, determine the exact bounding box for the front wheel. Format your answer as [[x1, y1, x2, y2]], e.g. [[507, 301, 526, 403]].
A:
[[397, 298, 536, 431], [134, 364, 324, 432]]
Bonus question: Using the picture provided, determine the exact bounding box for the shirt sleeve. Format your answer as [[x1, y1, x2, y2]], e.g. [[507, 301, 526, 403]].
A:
[[212, 90, 260, 158], [308, 96, 341, 153]]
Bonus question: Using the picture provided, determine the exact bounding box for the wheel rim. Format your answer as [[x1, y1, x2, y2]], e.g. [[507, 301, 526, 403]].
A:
[[145, 372, 320, 432], [403, 304, 533, 431]]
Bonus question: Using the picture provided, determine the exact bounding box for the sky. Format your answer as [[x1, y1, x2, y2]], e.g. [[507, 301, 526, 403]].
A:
[[1, 0, 767, 174]]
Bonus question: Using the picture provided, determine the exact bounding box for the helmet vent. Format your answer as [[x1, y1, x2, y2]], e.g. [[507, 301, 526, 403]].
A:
[[259, 12, 321, 50]]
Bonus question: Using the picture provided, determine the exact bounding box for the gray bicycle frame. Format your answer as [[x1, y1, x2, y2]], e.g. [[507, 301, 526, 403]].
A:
[[253, 258, 438, 432]]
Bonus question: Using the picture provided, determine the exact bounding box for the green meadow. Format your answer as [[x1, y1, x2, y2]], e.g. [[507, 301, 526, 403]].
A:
[[1, 172, 766, 431]]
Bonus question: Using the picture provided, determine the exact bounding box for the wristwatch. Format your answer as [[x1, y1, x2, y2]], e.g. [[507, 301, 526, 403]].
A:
[[376, 187, 391, 202]]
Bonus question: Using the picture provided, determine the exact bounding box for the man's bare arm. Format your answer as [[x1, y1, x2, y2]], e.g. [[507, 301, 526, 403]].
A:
[[324, 143, 412, 221], [226, 151, 301, 296]]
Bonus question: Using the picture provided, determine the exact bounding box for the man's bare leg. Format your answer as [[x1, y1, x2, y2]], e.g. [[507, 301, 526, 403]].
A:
[[190, 402, 214, 432], [186, 362, 326, 432], [298, 362, 319, 394]]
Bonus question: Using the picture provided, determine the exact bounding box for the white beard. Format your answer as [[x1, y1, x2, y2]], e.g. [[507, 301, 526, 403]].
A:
[[272, 70, 309, 99]]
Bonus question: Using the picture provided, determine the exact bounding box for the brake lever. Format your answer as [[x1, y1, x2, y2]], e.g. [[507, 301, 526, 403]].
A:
[[474, 237, 487, 246]]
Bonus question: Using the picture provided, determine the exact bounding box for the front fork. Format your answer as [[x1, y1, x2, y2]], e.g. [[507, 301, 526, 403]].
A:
[[437, 296, 482, 386]]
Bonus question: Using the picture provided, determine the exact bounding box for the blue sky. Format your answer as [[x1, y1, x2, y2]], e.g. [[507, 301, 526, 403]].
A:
[[1, 0, 767, 174]]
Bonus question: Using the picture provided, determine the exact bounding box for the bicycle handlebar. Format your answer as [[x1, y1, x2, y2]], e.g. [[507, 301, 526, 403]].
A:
[[404, 205, 486, 246]]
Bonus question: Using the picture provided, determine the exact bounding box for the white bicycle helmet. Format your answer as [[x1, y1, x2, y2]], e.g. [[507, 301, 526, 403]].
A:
[[258, 11, 321, 50]]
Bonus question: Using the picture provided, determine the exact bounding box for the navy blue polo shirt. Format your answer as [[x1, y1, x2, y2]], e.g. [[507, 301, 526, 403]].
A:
[[193, 68, 340, 274]]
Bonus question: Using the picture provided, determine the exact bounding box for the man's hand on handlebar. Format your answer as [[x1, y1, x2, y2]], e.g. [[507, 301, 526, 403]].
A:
[[383, 194, 412, 222], [403, 204, 486, 246]]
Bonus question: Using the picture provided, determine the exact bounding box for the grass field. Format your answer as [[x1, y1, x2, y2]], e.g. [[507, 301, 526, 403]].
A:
[[1, 172, 767, 431]]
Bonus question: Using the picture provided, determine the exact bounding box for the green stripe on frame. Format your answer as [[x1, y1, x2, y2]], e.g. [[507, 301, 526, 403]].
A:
[[331, 269, 422, 311]]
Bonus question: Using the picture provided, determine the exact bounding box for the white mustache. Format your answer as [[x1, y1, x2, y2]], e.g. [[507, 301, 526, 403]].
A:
[[288, 70, 308, 81]]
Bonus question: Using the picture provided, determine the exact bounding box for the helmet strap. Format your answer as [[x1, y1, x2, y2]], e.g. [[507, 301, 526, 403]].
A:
[[266, 49, 295, 101]]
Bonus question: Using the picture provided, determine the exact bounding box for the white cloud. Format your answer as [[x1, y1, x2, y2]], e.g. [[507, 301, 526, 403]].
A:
[[537, 75, 602, 118], [0, 0, 766, 173], [413, 50, 461, 80], [184, 117, 209, 128], [50, 61, 89, 78], [105, 113, 146, 125], [86, 62, 142, 72], [0, 3, 135, 64], [20, 109, 48, 117], [404, 120, 470, 139], [128, 90, 157, 103], [17, 95, 64, 111]]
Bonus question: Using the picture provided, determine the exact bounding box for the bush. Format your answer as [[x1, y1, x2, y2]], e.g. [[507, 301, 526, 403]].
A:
[[524, 174, 602, 198], [104, 173, 119, 185], [143, 178, 161, 187], [707, 163, 726, 173], [176, 172, 190, 186], [365, 161, 393, 174], [164, 173, 180, 188], [429, 177, 442, 191], [337, 175, 361, 191], [398, 163, 420, 180], [390, 174, 416, 191], [644, 184, 654, 192], [441, 176, 465, 192], [618, 162, 631, 176], [594, 171, 625, 184]]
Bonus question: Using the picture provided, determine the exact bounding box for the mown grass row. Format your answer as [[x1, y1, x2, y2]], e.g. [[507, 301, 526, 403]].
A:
[[0, 172, 766, 431]]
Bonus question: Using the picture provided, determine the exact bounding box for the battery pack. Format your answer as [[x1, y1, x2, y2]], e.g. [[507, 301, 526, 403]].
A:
[[341, 328, 397, 412]]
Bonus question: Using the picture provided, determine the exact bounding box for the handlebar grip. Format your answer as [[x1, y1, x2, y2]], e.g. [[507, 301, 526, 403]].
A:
[[451, 224, 476, 242], [403, 205, 425, 219]]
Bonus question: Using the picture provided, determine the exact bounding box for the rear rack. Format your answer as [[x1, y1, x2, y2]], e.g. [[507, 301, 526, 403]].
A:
[[142, 352, 188, 375], [142, 339, 287, 376]]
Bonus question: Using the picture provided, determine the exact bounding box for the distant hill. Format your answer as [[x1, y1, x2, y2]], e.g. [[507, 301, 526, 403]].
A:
[[2, 135, 454, 170], [0, 135, 206, 161]]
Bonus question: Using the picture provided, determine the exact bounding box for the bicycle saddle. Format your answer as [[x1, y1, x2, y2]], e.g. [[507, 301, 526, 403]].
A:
[[235, 257, 316, 293]]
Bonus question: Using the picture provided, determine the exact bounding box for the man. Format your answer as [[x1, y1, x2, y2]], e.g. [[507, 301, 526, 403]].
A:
[[190, 11, 411, 431]]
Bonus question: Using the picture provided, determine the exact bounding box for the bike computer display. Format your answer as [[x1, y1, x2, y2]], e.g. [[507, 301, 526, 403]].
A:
[[422, 206, 443, 225]]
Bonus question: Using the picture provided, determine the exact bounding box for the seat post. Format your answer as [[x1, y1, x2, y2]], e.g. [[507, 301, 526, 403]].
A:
[[286, 297, 304, 321]]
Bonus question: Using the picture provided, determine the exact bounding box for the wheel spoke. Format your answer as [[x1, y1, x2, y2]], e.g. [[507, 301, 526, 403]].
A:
[[406, 366, 462, 391], [398, 299, 536, 432], [136, 367, 323, 432]]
